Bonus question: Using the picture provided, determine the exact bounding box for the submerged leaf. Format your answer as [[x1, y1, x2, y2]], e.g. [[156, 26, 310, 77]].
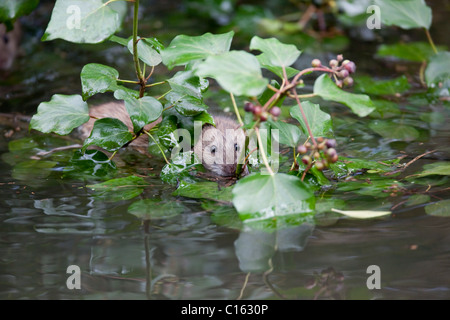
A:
[[369, 120, 419, 141], [174, 181, 233, 202], [425, 200, 450, 217], [128, 199, 186, 220], [87, 175, 148, 201]]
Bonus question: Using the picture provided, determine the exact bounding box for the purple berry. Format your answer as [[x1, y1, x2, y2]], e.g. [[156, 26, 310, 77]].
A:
[[297, 145, 307, 154], [325, 139, 336, 148], [343, 61, 356, 74], [269, 106, 281, 117], [244, 102, 255, 113], [302, 155, 312, 166]]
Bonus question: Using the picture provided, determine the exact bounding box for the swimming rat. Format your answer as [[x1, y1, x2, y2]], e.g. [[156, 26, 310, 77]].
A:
[[80, 102, 248, 177]]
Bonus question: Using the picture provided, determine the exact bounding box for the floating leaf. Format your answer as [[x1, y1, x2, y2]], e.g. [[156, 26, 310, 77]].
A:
[[369, 120, 419, 141], [314, 74, 375, 117], [290, 101, 333, 137], [329, 156, 398, 177], [42, 0, 126, 43], [232, 173, 315, 222], [82, 118, 133, 152], [87, 175, 147, 201], [30, 94, 89, 135], [331, 208, 391, 219], [424, 200, 450, 217], [267, 120, 303, 148], [374, 0, 432, 30], [174, 181, 233, 202], [123, 96, 163, 133], [128, 199, 186, 220], [80, 63, 119, 100], [12, 160, 57, 181], [0, 0, 39, 22], [376, 42, 445, 62], [425, 51, 450, 87], [165, 91, 208, 116], [250, 36, 301, 69], [127, 37, 162, 67], [405, 194, 430, 207], [161, 31, 234, 69], [411, 162, 450, 178], [195, 50, 269, 97], [354, 75, 410, 96]]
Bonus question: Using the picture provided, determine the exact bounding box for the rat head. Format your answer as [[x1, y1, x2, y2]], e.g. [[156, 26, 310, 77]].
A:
[[194, 124, 248, 177]]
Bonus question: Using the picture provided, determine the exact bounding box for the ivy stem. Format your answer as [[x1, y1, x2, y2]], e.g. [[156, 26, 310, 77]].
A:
[[292, 88, 317, 147], [144, 130, 169, 164], [230, 92, 243, 126], [255, 127, 274, 176], [132, 0, 146, 98], [424, 28, 438, 54], [117, 79, 140, 84], [108, 150, 118, 161], [145, 80, 166, 88], [287, 66, 334, 91], [157, 89, 172, 101]]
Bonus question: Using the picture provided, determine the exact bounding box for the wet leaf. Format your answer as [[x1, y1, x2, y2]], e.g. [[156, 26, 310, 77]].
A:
[[122, 96, 163, 133], [411, 162, 450, 178], [161, 31, 234, 69], [174, 181, 233, 202], [425, 51, 450, 87], [331, 208, 391, 219], [128, 199, 186, 220], [12, 160, 57, 181], [167, 70, 209, 99], [160, 152, 202, 184], [250, 36, 301, 69], [329, 156, 398, 177], [0, 0, 39, 22], [127, 37, 162, 67], [64, 149, 117, 179], [42, 0, 126, 43], [267, 120, 302, 148], [290, 101, 333, 138], [314, 74, 375, 117], [232, 173, 315, 222], [376, 42, 444, 62], [165, 91, 208, 116], [82, 118, 133, 152], [369, 120, 419, 141], [30, 94, 89, 135], [405, 194, 430, 207], [80, 63, 119, 100], [87, 175, 148, 201], [195, 50, 269, 97], [374, 0, 431, 29], [354, 75, 410, 96], [425, 200, 450, 217]]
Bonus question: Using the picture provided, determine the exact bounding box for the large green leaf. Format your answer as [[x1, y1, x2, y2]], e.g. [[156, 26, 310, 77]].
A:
[[167, 70, 209, 99], [80, 63, 119, 100], [0, 0, 39, 22], [369, 120, 419, 141], [374, 0, 432, 30], [425, 51, 450, 86], [87, 175, 147, 202], [267, 120, 303, 148], [376, 42, 445, 62], [425, 200, 450, 217], [127, 37, 162, 67], [122, 96, 163, 133], [195, 50, 269, 97], [64, 149, 117, 179], [249, 36, 301, 68], [165, 91, 208, 116], [42, 0, 126, 43], [354, 75, 411, 96], [161, 31, 234, 69], [314, 74, 375, 117], [232, 173, 315, 222], [411, 162, 450, 178], [30, 94, 90, 135], [290, 101, 333, 137], [128, 199, 186, 220], [256, 53, 300, 79], [82, 118, 134, 152]]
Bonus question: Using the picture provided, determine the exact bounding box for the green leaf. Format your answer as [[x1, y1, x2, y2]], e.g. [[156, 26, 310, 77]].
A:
[[256, 53, 300, 80], [167, 70, 209, 99], [42, 0, 126, 43], [374, 0, 432, 30], [174, 181, 233, 202], [12, 160, 57, 182], [331, 208, 391, 219], [249, 36, 301, 68], [369, 120, 419, 141], [354, 75, 411, 96], [160, 152, 202, 184], [425, 200, 450, 217], [411, 162, 450, 178], [290, 101, 333, 137], [127, 37, 162, 67], [0, 0, 39, 22], [329, 156, 398, 177], [123, 96, 163, 133], [268, 120, 302, 148], [405, 194, 430, 207], [87, 175, 147, 202], [80, 63, 119, 100], [30, 94, 90, 135], [161, 31, 234, 69], [82, 118, 133, 152], [376, 42, 445, 62], [128, 199, 186, 220], [195, 50, 269, 97], [425, 51, 450, 86], [64, 149, 117, 179], [232, 173, 315, 222], [314, 74, 375, 117], [165, 91, 208, 116]]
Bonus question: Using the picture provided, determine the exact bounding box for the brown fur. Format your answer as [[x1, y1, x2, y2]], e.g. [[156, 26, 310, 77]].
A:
[[0, 22, 21, 70]]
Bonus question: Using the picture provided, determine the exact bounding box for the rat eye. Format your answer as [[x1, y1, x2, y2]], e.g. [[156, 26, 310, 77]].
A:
[[234, 143, 239, 152], [210, 145, 216, 154], [3, 34, 9, 44]]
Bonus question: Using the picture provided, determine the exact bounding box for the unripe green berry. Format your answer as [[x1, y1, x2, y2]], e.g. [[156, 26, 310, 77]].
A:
[[315, 161, 325, 171], [343, 76, 354, 87]]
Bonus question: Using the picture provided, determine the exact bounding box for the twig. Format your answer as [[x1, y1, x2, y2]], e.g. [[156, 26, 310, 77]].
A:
[[385, 149, 437, 176]]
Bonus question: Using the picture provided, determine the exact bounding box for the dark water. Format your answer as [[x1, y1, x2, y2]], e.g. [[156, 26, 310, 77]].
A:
[[1, 1, 449, 300]]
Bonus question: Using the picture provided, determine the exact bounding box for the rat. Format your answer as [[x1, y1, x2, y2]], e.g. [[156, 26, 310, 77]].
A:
[[80, 102, 248, 177], [0, 22, 21, 70]]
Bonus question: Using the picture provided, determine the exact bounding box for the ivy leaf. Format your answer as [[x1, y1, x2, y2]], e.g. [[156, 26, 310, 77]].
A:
[[374, 0, 432, 30], [30, 94, 90, 135], [425, 51, 450, 87], [165, 91, 208, 116], [160, 152, 202, 184], [128, 199, 186, 220], [42, 0, 127, 43], [127, 37, 162, 67], [267, 120, 303, 148], [161, 31, 234, 69], [64, 149, 117, 179], [376, 42, 445, 62], [87, 175, 147, 202], [195, 50, 269, 97], [82, 118, 133, 152], [232, 173, 315, 222], [80, 63, 119, 100], [290, 101, 333, 137], [122, 96, 163, 133], [256, 53, 300, 80], [0, 0, 39, 22], [249, 36, 301, 74], [167, 70, 209, 99], [411, 162, 450, 178], [174, 181, 233, 202], [314, 74, 375, 117], [354, 75, 411, 96], [369, 120, 419, 141], [425, 200, 450, 217]]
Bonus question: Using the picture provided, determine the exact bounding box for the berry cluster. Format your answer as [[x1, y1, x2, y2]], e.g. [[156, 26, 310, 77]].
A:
[[244, 102, 281, 122], [311, 54, 356, 88], [297, 137, 338, 171]]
